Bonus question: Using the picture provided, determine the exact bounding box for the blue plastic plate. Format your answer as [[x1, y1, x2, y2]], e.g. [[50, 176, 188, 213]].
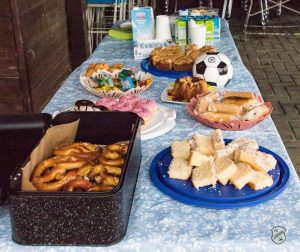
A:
[[150, 140, 290, 209], [141, 58, 192, 79]]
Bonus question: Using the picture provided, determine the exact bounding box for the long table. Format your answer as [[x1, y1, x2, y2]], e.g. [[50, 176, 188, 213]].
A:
[[1, 19, 300, 251]]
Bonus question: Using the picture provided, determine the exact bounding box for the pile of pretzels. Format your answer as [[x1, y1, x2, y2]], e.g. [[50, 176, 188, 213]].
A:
[[31, 142, 128, 192]]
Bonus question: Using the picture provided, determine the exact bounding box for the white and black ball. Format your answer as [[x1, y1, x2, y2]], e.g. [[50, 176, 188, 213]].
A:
[[192, 52, 233, 87]]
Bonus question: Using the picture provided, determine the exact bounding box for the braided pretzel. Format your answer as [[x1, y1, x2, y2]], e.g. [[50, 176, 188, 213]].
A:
[[88, 185, 114, 192], [102, 148, 123, 160], [98, 156, 124, 167], [102, 175, 119, 186], [63, 178, 93, 192], [33, 170, 78, 191], [31, 160, 86, 186], [54, 143, 99, 156]]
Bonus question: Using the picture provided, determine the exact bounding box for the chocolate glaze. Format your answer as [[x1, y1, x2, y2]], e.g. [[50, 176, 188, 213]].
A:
[[74, 100, 108, 112]]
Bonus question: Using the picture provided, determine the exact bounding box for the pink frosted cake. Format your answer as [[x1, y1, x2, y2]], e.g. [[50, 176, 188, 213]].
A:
[[95, 95, 157, 123]]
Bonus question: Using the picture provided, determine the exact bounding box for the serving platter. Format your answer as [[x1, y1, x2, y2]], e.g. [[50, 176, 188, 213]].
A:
[[79, 70, 154, 98], [150, 140, 290, 209], [141, 58, 193, 79], [161, 83, 216, 105]]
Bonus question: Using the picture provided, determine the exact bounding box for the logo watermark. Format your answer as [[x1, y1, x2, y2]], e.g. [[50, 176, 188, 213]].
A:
[[271, 226, 286, 245]]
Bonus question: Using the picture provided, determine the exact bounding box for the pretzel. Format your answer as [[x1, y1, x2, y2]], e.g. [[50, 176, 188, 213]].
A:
[[54, 143, 100, 157], [88, 185, 114, 192], [98, 156, 124, 167], [31, 159, 86, 185], [89, 163, 122, 177], [102, 175, 119, 186], [88, 164, 105, 180], [31, 142, 126, 192], [104, 166, 122, 176], [107, 144, 128, 155], [63, 178, 93, 192], [32, 170, 78, 191]]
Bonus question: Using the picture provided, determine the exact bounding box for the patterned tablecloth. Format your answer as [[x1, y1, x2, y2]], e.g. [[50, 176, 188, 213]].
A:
[[0, 19, 300, 251]]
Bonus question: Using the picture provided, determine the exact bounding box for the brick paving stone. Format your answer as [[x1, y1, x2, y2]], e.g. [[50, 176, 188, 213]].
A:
[[289, 120, 300, 139], [229, 7, 300, 177], [281, 104, 300, 120], [286, 86, 300, 98], [272, 115, 295, 140]]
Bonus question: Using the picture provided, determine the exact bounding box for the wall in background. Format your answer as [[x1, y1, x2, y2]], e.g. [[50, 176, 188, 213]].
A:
[[0, 0, 88, 114]]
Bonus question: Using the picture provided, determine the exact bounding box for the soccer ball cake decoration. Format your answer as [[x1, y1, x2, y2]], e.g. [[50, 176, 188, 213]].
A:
[[192, 52, 233, 87]]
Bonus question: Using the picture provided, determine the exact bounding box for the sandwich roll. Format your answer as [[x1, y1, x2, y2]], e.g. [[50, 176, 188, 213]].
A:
[[223, 91, 256, 99], [222, 97, 260, 111], [207, 101, 243, 116], [242, 104, 269, 121], [194, 92, 219, 114], [200, 112, 239, 123]]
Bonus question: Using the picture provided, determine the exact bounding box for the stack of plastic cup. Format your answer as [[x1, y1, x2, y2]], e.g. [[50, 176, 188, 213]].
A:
[[189, 19, 206, 48], [155, 15, 172, 40]]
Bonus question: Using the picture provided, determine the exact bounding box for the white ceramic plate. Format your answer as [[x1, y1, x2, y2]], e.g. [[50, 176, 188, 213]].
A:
[[161, 83, 216, 105], [142, 106, 166, 134], [57, 103, 176, 141], [161, 84, 187, 105], [142, 105, 176, 141]]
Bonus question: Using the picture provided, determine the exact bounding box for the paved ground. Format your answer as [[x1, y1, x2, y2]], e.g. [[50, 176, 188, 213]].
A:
[[228, 5, 300, 177]]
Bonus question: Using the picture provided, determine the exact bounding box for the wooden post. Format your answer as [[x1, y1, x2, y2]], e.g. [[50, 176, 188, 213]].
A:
[[66, 0, 89, 70]]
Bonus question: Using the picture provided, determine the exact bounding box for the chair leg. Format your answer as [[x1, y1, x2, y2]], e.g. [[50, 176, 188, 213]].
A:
[[228, 0, 233, 18], [244, 0, 253, 30], [259, 0, 266, 26], [277, 0, 282, 16], [123, 2, 127, 20], [222, 0, 228, 18]]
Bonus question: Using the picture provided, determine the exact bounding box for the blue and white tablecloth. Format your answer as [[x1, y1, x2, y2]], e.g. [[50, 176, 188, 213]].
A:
[[0, 20, 300, 251]]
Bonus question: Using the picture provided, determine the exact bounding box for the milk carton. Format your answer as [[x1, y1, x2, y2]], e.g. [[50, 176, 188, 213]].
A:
[[133, 39, 174, 60], [131, 7, 154, 43], [213, 16, 221, 42]]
